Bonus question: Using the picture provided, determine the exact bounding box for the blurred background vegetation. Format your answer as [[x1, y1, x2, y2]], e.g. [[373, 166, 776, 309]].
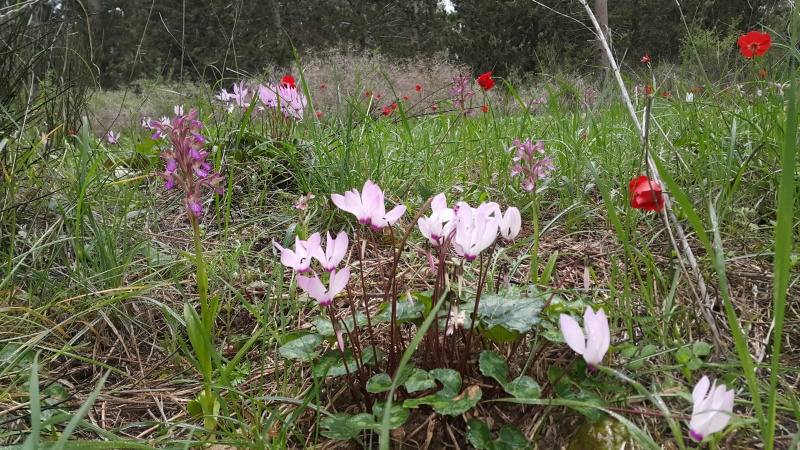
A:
[[14, 0, 789, 89]]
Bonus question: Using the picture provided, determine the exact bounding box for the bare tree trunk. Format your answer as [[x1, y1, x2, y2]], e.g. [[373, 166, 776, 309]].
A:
[[595, 0, 611, 73]]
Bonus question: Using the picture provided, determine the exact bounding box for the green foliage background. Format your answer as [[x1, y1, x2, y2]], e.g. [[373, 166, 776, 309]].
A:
[[56, 0, 788, 87]]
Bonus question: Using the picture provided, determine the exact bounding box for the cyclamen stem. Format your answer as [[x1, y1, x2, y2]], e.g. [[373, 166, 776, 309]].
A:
[[355, 227, 379, 352]]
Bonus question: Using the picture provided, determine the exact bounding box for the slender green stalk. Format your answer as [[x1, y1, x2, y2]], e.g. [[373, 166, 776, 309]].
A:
[[530, 192, 540, 284], [766, 22, 798, 448]]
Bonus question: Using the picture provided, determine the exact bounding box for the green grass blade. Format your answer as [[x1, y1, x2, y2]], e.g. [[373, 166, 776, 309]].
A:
[[766, 36, 798, 450]]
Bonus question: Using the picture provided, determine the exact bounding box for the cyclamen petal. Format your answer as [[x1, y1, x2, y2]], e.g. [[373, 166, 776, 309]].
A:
[[559, 314, 586, 355]]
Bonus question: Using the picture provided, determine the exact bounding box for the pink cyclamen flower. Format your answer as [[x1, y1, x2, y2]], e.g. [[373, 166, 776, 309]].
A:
[[313, 231, 349, 272], [297, 267, 350, 307], [689, 376, 735, 442], [452, 202, 499, 262], [106, 130, 120, 144], [368, 191, 407, 231], [418, 193, 455, 248], [559, 307, 610, 368], [499, 207, 521, 241], [273, 233, 321, 274], [332, 180, 405, 229]]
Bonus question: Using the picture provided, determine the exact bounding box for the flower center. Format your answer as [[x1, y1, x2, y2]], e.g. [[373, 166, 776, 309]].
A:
[[749, 43, 759, 52]]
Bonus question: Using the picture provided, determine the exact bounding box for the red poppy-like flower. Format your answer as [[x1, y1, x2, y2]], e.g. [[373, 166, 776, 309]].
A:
[[481, 105, 488, 113], [415, 84, 422, 91], [403, 95, 409, 101], [662, 92, 671, 98], [629, 176, 664, 212], [694, 87, 702, 93], [645, 85, 652, 95], [376, 93, 381, 99], [641, 55, 650, 64], [477, 72, 494, 91], [281, 75, 296, 89], [738, 31, 771, 58], [759, 70, 767, 78], [582, 133, 587, 141], [366, 91, 373, 97], [382, 107, 391, 116], [390, 103, 397, 110], [68, 129, 75, 135], [320, 84, 326, 89], [316, 111, 323, 118], [432, 103, 438, 112]]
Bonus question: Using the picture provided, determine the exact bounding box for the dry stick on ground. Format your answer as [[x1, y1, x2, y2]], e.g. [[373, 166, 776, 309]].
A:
[[577, 0, 722, 348]]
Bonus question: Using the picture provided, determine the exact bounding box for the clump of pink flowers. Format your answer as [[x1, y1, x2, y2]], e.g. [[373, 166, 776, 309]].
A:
[[216, 76, 308, 121], [509, 138, 554, 192], [151, 109, 223, 218], [450, 74, 476, 116]]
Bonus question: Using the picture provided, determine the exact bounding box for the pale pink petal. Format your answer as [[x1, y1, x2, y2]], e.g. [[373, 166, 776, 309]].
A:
[[559, 313, 586, 355], [328, 267, 350, 298], [584, 307, 610, 365], [297, 274, 326, 304]]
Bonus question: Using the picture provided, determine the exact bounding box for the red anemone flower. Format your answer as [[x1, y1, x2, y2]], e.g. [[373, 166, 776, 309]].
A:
[[415, 84, 422, 91], [316, 111, 323, 118], [645, 85, 652, 95], [477, 72, 494, 91], [281, 75, 296, 89], [320, 84, 326, 89], [366, 91, 373, 97], [390, 103, 397, 110], [481, 105, 488, 113], [629, 176, 664, 212], [662, 92, 671, 98], [68, 129, 75, 135], [376, 93, 381, 99], [641, 55, 650, 64], [432, 103, 438, 112], [382, 107, 391, 116], [738, 31, 771, 58], [759, 70, 767, 78], [403, 95, 409, 101]]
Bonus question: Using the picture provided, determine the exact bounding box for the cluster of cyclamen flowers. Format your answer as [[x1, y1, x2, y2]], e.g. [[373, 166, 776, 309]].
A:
[[418, 193, 521, 262], [273, 231, 350, 306], [216, 75, 308, 120], [560, 307, 736, 442], [151, 109, 223, 218]]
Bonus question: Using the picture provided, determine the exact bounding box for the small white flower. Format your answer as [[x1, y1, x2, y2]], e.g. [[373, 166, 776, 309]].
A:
[[685, 92, 694, 103], [559, 307, 610, 367], [689, 376, 735, 441], [499, 207, 521, 241]]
